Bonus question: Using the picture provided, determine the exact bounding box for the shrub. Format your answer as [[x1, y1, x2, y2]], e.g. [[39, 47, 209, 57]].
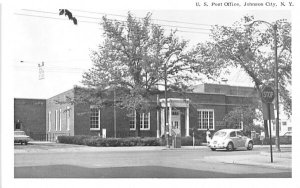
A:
[[253, 137, 291, 145], [181, 136, 203, 146], [57, 135, 162, 147], [159, 136, 204, 146]]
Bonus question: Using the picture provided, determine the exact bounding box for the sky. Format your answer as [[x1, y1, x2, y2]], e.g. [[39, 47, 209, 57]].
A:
[[10, 7, 291, 99]]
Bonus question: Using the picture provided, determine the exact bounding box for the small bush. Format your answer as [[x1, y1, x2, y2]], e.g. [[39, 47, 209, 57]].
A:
[[181, 136, 203, 146], [252, 137, 292, 145], [57, 135, 162, 147]]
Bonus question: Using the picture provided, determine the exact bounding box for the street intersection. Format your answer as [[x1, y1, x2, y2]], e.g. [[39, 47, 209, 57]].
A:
[[14, 143, 292, 178]]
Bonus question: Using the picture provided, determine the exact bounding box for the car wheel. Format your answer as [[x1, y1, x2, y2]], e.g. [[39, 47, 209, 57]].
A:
[[226, 142, 234, 151], [25, 141, 28, 145], [210, 148, 216, 151], [247, 141, 253, 150], [20, 142, 23, 145]]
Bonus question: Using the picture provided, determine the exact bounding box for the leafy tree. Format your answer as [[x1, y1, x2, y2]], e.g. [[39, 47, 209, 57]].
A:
[[79, 12, 220, 137], [193, 16, 291, 134], [224, 105, 261, 133]]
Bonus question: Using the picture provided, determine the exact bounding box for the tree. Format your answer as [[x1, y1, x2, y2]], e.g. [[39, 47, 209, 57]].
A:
[[193, 16, 291, 134], [223, 105, 261, 133], [79, 12, 219, 137]]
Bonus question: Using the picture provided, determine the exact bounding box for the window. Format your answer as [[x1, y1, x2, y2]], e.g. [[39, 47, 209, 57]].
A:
[[197, 109, 214, 130], [66, 106, 70, 131], [59, 109, 62, 131], [282, 121, 287, 126], [230, 131, 236, 137], [90, 108, 100, 130], [236, 114, 243, 130], [55, 110, 58, 131], [172, 111, 179, 116], [288, 127, 292, 131], [237, 121, 243, 130], [140, 112, 150, 130], [129, 110, 136, 130], [48, 111, 51, 132], [214, 88, 220, 93], [129, 111, 150, 130], [237, 131, 244, 137]]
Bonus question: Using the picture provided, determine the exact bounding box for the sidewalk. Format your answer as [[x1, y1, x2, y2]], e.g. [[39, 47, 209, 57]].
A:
[[15, 142, 166, 153], [203, 146, 292, 170]]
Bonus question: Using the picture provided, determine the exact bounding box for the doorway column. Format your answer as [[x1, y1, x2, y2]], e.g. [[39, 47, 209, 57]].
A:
[[185, 106, 190, 136], [168, 104, 172, 134]]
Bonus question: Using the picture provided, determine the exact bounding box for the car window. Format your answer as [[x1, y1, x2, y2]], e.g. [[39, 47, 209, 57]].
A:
[[230, 131, 236, 137], [237, 131, 243, 137], [284, 132, 292, 136], [214, 131, 227, 137], [14, 131, 25, 135]]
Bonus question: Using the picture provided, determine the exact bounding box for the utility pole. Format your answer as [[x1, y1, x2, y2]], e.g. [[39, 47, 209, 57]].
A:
[[164, 63, 169, 148], [246, 20, 282, 152], [274, 24, 281, 152], [114, 88, 117, 138]]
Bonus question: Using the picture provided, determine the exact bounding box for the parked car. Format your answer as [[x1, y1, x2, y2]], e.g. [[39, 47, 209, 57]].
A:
[[279, 131, 292, 144], [14, 131, 30, 145], [208, 129, 253, 151]]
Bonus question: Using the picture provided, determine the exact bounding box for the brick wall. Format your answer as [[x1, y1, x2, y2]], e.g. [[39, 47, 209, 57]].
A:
[[44, 88, 257, 139], [46, 89, 74, 141], [74, 103, 160, 138], [14, 98, 46, 140]]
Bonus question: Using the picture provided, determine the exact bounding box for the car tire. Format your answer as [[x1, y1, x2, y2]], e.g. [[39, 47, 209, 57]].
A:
[[247, 141, 253, 150], [25, 141, 28, 145], [226, 142, 234, 151], [210, 148, 216, 151]]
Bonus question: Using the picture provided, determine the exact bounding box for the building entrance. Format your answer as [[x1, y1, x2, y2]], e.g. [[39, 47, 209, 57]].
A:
[[159, 98, 190, 138], [171, 110, 181, 135]]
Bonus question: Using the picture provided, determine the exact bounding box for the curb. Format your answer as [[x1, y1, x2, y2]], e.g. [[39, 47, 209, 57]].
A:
[[203, 153, 292, 170], [218, 160, 292, 170]]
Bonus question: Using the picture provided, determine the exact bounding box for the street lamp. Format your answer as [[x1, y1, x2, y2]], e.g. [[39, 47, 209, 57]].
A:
[[164, 63, 169, 148], [247, 20, 281, 152]]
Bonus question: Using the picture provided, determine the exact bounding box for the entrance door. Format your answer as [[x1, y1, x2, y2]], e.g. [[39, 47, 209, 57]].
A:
[[171, 110, 181, 135]]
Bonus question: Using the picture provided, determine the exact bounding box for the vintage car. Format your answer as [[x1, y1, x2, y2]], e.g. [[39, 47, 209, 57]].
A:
[[279, 131, 292, 144], [14, 131, 30, 145], [208, 129, 253, 151]]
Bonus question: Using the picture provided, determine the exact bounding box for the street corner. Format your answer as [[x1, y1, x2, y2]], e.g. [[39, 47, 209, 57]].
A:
[[201, 148, 292, 170]]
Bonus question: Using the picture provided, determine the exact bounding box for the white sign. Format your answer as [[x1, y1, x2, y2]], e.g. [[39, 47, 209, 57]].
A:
[[171, 129, 180, 136], [102, 129, 106, 138]]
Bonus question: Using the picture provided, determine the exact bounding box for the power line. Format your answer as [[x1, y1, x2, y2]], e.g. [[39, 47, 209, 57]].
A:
[[15, 12, 210, 35], [21, 9, 102, 20], [16, 64, 88, 71], [19, 9, 211, 33], [15, 66, 87, 73], [14, 13, 99, 25], [71, 9, 213, 27]]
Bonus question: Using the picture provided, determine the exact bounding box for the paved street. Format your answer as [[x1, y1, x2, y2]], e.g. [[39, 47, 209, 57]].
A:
[[14, 143, 292, 178]]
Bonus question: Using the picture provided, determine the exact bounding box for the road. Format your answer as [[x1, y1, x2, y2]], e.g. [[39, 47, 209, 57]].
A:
[[14, 144, 291, 178]]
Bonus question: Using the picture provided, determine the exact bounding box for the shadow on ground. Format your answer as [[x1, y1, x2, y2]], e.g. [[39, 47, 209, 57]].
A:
[[15, 165, 292, 178]]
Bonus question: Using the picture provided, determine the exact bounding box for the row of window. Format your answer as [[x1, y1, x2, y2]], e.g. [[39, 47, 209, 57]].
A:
[[48, 107, 70, 132], [197, 109, 243, 130], [129, 111, 150, 130], [48, 108, 243, 132], [89, 109, 151, 131]]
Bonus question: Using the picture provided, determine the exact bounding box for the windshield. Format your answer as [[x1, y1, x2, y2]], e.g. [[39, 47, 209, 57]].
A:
[[213, 131, 227, 137], [14, 131, 26, 135]]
